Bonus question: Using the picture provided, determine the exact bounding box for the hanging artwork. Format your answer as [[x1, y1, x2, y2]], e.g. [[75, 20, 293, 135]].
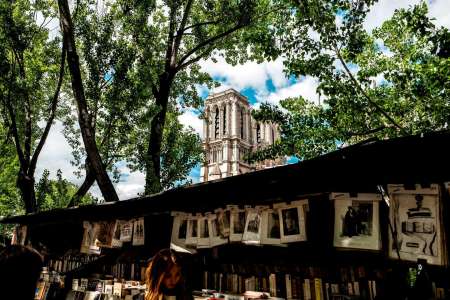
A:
[[276, 200, 308, 243], [11, 225, 27, 246], [229, 205, 247, 242], [111, 221, 124, 248], [80, 221, 100, 255], [260, 209, 282, 245], [388, 184, 445, 265], [171, 212, 188, 248], [243, 206, 266, 245], [197, 214, 211, 248], [94, 221, 115, 248], [119, 220, 133, 242], [208, 213, 228, 247], [186, 213, 200, 246], [132, 218, 145, 246], [331, 193, 381, 250], [215, 207, 231, 238]]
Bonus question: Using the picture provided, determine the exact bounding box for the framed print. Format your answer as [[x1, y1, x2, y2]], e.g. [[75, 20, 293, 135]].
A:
[[229, 205, 247, 242], [388, 184, 444, 265], [119, 220, 133, 242], [276, 200, 308, 243], [111, 220, 124, 248], [197, 214, 211, 248], [94, 221, 115, 248], [243, 206, 267, 245], [186, 213, 200, 246], [171, 212, 188, 248], [208, 213, 228, 247], [215, 208, 231, 238], [132, 218, 145, 246], [331, 193, 381, 250], [80, 221, 100, 255], [11, 225, 27, 246], [260, 209, 282, 245]]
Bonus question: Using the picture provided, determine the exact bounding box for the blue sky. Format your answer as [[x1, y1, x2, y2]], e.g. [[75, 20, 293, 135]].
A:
[[35, 0, 450, 200]]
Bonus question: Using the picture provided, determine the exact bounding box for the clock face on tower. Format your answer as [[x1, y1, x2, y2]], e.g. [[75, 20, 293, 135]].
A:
[[199, 89, 284, 182]]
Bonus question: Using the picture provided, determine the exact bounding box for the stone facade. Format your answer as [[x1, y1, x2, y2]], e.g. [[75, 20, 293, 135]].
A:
[[200, 89, 285, 182]]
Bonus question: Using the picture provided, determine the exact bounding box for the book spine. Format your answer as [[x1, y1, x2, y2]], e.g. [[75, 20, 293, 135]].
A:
[[285, 274, 292, 299]]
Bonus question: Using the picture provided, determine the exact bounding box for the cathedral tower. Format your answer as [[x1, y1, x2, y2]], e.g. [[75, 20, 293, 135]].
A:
[[200, 89, 283, 182]]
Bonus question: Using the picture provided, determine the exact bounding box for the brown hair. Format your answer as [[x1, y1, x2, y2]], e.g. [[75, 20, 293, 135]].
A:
[[145, 249, 182, 300], [0, 245, 43, 300]]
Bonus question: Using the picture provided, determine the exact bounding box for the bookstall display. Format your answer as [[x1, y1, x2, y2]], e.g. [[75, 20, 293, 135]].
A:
[[2, 131, 450, 300]]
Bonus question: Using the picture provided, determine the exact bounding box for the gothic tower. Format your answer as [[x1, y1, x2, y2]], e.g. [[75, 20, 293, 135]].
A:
[[200, 89, 283, 182]]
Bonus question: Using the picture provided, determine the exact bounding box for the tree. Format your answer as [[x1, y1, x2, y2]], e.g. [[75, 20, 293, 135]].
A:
[[249, 1, 450, 162], [0, 0, 66, 213], [35, 169, 97, 211], [57, 0, 119, 202], [115, 0, 279, 194]]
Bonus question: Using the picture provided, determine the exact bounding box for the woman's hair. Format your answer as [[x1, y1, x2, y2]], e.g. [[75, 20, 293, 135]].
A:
[[0, 245, 43, 300], [145, 248, 181, 300]]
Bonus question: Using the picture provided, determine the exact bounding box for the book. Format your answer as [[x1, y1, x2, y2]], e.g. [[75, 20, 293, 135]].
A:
[[285, 274, 292, 299]]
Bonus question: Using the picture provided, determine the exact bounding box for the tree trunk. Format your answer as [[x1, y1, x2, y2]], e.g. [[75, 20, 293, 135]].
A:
[[145, 78, 172, 195], [58, 0, 119, 202], [17, 170, 36, 214], [68, 170, 96, 207]]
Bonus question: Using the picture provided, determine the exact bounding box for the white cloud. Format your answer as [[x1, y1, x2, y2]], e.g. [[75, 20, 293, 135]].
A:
[[35, 121, 80, 185], [364, 0, 450, 32], [199, 56, 288, 94], [264, 76, 320, 106], [178, 109, 203, 138], [114, 166, 145, 200]]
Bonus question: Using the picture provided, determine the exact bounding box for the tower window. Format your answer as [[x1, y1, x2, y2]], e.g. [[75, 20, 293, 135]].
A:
[[257, 124, 261, 144], [223, 106, 226, 135], [215, 107, 219, 139], [240, 109, 244, 139], [272, 127, 275, 143]]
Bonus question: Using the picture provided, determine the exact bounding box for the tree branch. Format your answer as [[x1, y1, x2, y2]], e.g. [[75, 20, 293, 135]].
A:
[[173, 0, 194, 58], [175, 44, 215, 72], [29, 37, 67, 176], [177, 23, 245, 69], [182, 20, 220, 33], [335, 47, 407, 134]]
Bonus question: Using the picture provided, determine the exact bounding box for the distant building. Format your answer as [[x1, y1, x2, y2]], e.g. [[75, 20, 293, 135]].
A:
[[200, 89, 285, 182]]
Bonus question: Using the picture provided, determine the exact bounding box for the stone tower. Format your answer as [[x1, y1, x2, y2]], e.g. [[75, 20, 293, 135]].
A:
[[200, 89, 283, 182]]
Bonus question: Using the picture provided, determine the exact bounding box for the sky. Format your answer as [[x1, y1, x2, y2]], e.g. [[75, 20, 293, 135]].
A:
[[36, 0, 450, 200]]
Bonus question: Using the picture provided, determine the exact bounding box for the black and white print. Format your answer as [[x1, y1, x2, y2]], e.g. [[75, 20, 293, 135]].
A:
[[332, 193, 381, 250], [389, 184, 443, 265], [261, 209, 282, 245], [276, 200, 308, 243], [132, 218, 145, 246]]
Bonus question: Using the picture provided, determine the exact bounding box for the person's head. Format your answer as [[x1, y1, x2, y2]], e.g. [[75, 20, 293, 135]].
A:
[[285, 210, 296, 229], [0, 245, 43, 300], [145, 249, 182, 300]]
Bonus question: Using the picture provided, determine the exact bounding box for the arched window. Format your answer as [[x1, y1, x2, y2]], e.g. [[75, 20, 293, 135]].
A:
[[256, 124, 261, 144], [272, 127, 275, 143], [214, 107, 219, 139], [223, 106, 226, 135], [240, 109, 244, 139]]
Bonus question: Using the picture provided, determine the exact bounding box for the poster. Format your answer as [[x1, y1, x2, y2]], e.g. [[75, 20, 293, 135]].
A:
[[331, 193, 381, 250], [208, 213, 228, 247], [215, 208, 231, 238], [276, 200, 308, 243], [94, 221, 115, 248], [80, 221, 100, 255], [11, 225, 27, 246], [197, 215, 210, 248], [132, 218, 145, 246], [186, 213, 200, 246], [111, 220, 124, 248], [119, 220, 133, 242], [260, 209, 282, 245], [388, 184, 444, 265], [229, 205, 247, 242], [171, 212, 188, 248], [243, 207, 264, 245]]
